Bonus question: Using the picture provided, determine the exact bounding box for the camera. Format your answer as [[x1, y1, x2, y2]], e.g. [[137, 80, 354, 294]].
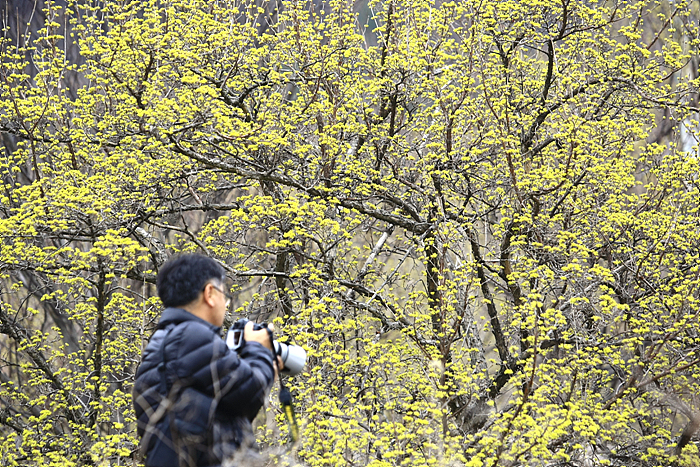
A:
[[226, 319, 307, 376]]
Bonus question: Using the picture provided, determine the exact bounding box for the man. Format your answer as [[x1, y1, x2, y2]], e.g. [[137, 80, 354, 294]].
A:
[[133, 254, 278, 467]]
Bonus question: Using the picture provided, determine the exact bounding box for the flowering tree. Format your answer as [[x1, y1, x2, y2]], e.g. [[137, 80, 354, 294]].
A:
[[1, 0, 700, 465]]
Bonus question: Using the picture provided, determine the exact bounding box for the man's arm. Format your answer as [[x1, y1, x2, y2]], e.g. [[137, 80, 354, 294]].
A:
[[214, 322, 284, 420], [171, 322, 275, 420], [243, 321, 285, 375], [220, 340, 275, 419]]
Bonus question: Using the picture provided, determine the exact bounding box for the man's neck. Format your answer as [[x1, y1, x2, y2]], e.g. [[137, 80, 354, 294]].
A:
[[180, 302, 215, 326]]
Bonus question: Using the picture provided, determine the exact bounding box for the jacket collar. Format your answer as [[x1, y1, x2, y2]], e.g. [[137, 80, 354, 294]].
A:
[[157, 307, 221, 333]]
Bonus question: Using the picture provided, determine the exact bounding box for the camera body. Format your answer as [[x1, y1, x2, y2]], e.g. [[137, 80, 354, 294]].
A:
[[226, 319, 307, 376]]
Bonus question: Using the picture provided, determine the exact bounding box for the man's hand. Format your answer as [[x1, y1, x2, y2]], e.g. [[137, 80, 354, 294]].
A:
[[243, 321, 274, 350], [243, 321, 284, 375]]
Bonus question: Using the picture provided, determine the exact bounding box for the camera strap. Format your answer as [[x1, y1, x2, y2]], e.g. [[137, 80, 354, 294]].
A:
[[157, 324, 177, 395], [279, 384, 299, 443], [266, 327, 300, 443]]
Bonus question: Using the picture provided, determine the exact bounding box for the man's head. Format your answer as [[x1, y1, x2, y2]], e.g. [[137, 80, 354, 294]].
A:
[[157, 254, 228, 321]]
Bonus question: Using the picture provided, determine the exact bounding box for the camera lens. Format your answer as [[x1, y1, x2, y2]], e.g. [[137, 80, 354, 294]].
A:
[[274, 342, 307, 376]]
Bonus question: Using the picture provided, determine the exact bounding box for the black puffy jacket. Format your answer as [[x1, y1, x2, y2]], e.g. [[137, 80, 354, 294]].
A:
[[133, 308, 275, 467]]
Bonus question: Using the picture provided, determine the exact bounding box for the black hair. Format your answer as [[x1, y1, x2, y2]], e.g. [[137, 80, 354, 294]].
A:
[[156, 254, 226, 307]]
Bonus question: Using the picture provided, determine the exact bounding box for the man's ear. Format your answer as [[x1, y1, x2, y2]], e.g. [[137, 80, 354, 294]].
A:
[[202, 283, 216, 307]]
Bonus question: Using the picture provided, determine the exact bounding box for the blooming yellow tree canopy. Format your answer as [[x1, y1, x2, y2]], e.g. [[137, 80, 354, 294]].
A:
[[1, 0, 700, 465]]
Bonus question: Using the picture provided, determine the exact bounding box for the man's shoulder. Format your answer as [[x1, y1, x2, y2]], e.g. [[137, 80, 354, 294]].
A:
[[155, 308, 220, 345], [139, 314, 224, 367], [167, 318, 226, 357], [172, 317, 218, 337]]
